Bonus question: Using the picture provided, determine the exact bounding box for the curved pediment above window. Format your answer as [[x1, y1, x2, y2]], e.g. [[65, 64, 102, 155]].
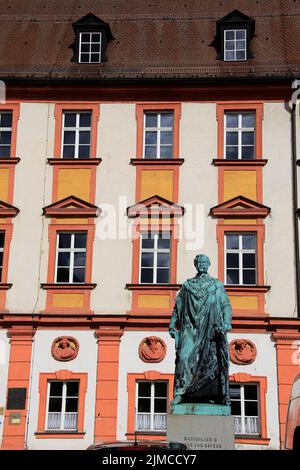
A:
[[210, 195, 270, 219], [127, 195, 184, 219], [0, 200, 19, 217], [42, 195, 101, 218], [71, 12, 114, 64]]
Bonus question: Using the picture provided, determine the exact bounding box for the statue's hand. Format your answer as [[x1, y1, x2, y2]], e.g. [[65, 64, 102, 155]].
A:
[[169, 329, 179, 349]]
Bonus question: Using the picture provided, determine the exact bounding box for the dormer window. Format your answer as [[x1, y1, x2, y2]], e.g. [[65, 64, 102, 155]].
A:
[[213, 10, 255, 62], [224, 29, 247, 61], [72, 13, 113, 65], [79, 32, 102, 64]]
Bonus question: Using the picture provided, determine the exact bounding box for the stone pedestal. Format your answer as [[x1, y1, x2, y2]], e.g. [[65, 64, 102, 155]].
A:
[[167, 414, 235, 450]]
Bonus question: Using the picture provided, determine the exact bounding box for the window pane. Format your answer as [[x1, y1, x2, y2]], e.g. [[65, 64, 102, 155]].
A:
[[226, 132, 238, 145], [226, 41, 235, 51], [244, 385, 258, 400], [79, 131, 90, 145], [144, 146, 157, 159], [81, 33, 90, 42], [225, 30, 234, 40], [160, 131, 173, 145], [226, 114, 239, 128], [58, 233, 72, 248], [80, 53, 90, 63], [225, 51, 235, 61], [236, 50, 246, 60], [92, 33, 101, 42], [226, 269, 239, 284], [141, 234, 154, 249], [0, 131, 11, 145], [0, 253, 3, 267], [62, 146, 75, 159], [243, 253, 256, 269], [138, 382, 151, 397], [241, 146, 254, 160], [63, 131, 75, 145], [230, 401, 241, 416], [65, 398, 78, 412], [56, 268, 70, 283], [161, 113, 173, 127], [50, 382, 63, 396], [145, 114, 157, 127], [145, 131, 157, 145], [226, 234, 239, 249], [79, 113, 91, 127], [245, 401, 258, 416], [138, 398, 151, 413], [242, 132, 254, 145], [64, 113, 77, 127], [72, 268, 85, 283], [57, 252, 70, 267], [74, 233, 87, 248], [74, 252, 86, 267], [91, 53, 100, 62], [141, 252, 154, 268], [160, 146, 173, 158], [81, 43, 89, 53], [229, 385, 241, 399], [236, 40, 246, 49], [226, 253, 239, 269], [155, 382, 167, 397], [242, 113, 255, 128], [0, 232, 4, 247], [157, 268, 169, 284], [141, 268, 153, 283], [48, 397, 62, 412], [243, 270, 256, 285], [226, 146, 238, 159], [1, 113, 12, 127], [157, 236, 170, 249], [154, 399, 167, 413], [236, 30, 246, 39], [91, 43, 100, 53], [78, 145, 90, 158], [67, 382, 79, 397], [242, 235, 255, 250], [0, 146, 11, 157], [157, 253, 170, 268]]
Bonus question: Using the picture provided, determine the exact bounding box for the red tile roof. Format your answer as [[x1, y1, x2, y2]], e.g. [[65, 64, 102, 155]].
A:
[[0, 0, 300, 79]]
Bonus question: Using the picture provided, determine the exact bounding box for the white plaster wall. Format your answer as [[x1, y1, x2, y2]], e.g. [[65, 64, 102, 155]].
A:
[[92, 104, 136, 314], [7, 103, 55, 313], [263, 102, 296, 317], [178, 103, 218, 283], [117, 330, 280, 449], [26, 329, 97, 450], [0, 331, 10, 446]]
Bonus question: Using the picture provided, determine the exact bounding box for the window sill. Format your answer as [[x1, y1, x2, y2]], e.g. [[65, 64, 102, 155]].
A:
[[212, 159, 268, 167], [47, 158, 102, 166], [35, 431, 85, 439], [235, 437, 270, 445], [41, 283, 97, 291], [130, 158, 184, 166], [225, 285, 270, 293], [125, 283, 181, 291], [126, 432, 166, 439], [0, 158, 21, 165]]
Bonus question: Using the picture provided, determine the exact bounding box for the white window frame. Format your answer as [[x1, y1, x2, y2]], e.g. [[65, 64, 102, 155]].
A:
[[139, 232, 171, 284], [143, 112, 174, 159], [55, 232, 87, 284], [46, 381, 79, 431], [230, 383, 260, 436], [61, 111, 92, 159], [0, 232, 4, 282], [0, 111, 12, 158], [225, 233, 257, 285], [224, 111, 256, 160], [79, 32, 102, 64], [135, 381, 168, 432], [224, 29, 247, 61]]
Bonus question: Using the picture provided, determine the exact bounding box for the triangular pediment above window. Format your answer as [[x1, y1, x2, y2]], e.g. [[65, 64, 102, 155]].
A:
[[210, 195, 270, 218], [0, 200, 19, 217], [127, 195, 184, 218], [43, 196, 100, 218]]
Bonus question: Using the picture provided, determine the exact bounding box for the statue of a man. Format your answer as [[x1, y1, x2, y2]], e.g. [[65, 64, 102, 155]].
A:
[[169, 254, 232, 407]]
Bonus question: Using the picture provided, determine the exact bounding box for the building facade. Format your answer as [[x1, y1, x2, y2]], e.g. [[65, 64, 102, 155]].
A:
[[0, 0, 300, 450]]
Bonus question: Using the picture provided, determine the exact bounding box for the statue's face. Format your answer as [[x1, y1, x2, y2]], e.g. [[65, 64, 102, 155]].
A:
[[196, 256, 210, 274]]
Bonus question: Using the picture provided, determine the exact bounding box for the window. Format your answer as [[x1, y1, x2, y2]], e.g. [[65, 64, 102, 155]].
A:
[[136, 381, 168, 432], [61, 112, 92, 159], [230, 383, 259, 436], [225, 233, 256, 285], [55, 232, 87, 284], [46, 381, 79, 431], [140, 232, 171, 284], [143, 112, 174, 159], [0, 232, 4, 281], [224, 29, 247, 61], [225, 112, 255, 160], [79, 32, 102, 63], [0, 112, 12, 158]]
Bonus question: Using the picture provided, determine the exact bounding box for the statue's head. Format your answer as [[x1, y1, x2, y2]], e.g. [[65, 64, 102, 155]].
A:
[[194, 254, 211, 274]]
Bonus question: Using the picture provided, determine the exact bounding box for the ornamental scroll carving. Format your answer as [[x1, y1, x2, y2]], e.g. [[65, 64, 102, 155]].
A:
[[229, 339, 257, 365], [51, 336, 79, 362], [139, 337, 166, 363]]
